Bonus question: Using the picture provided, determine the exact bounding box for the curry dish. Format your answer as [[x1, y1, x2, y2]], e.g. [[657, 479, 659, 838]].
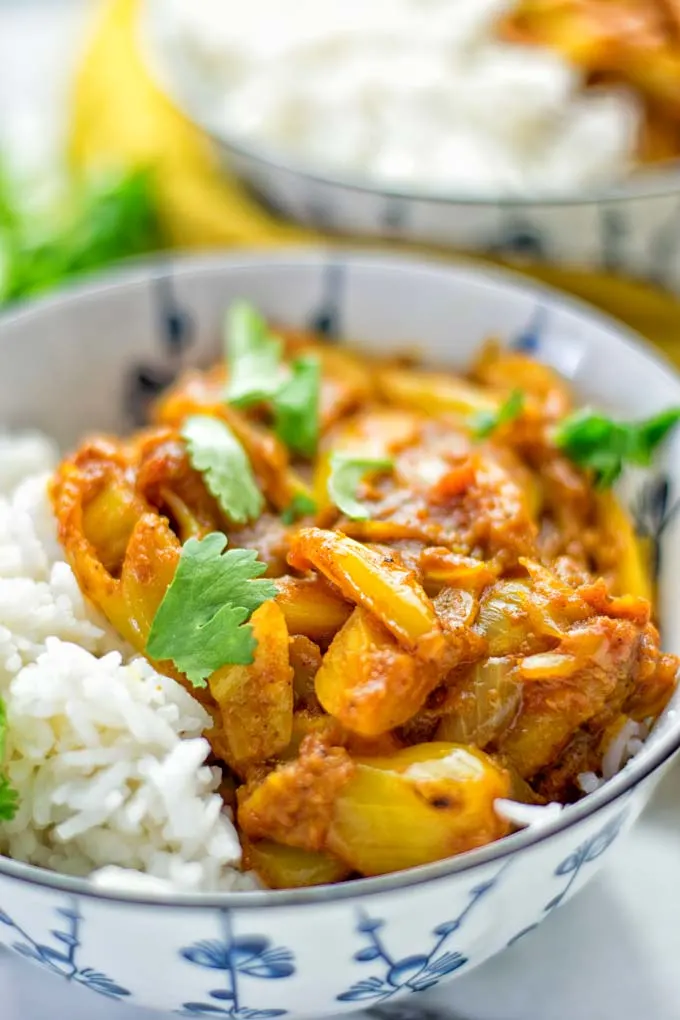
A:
[[504, 0, 680, 164], [50, 309, 679, 890]]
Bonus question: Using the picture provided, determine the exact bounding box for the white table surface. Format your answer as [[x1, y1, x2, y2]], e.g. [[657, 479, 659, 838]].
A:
[[2, 3, 680, 1018]]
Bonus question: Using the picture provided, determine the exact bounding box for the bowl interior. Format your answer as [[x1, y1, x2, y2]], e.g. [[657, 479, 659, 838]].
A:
[[0, 249, 679, 902]]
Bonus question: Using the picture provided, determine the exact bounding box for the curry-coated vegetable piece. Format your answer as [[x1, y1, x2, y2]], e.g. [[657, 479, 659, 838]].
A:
[[314, 607, 445, 737], [305, 344, 376, 431], [134, 428, 225, 538], [595, 490, 652, 602], [238, 735, 356, 850], [242, 837, 352, 889], [472, 342, 572, 420], [119, 514, 181, 648], [51, 449, 170, 650], [436, 657, 523, 749], [288, 528, 450, 663], [209, 601, 294, 773], [375, 365, 499, 419], [326, 743, 511, 875], [624, 624, 679, 721], [498, 616, 644, 778], [289, 635, 323, 710], [239, 740, 510, 876], [274, 575, 352, 643]]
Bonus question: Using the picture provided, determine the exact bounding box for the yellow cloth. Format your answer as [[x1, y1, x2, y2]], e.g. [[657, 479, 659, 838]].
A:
[[71, 0, 680, 366]]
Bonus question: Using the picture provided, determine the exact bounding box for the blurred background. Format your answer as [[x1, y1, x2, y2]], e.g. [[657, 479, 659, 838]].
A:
[[4, 0, 680, 362]]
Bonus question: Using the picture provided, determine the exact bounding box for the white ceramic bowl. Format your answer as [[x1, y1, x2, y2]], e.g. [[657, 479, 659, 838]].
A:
[[141, 3, 680, 290], [0, 251, 679, 1017]]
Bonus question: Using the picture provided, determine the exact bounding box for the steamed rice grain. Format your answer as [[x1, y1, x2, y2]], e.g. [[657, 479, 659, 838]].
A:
[[0, 437, 254, 892]]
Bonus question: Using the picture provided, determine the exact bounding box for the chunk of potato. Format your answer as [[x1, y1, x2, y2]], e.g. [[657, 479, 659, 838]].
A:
[[315, 607, 443, 737], [275, 575, 352, 643], [289, 528, 449, 663], [209, 601, 294, 772]]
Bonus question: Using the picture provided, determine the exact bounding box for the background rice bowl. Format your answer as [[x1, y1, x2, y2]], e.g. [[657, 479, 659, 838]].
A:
[[0, 251, 678, 1016]]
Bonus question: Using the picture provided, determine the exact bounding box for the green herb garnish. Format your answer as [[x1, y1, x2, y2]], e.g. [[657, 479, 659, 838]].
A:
[[224, 301, 283, 407], [147, 533, 277, 686], [554, 407, 680, 488], [182, 414, 264, 525], [282, 493, 317, 525], [0, 697, 18, 822], [223, 302, 321, 457], [274, 356, 321, 458], [0, 165, 164, 304], [327, 454, 394, 521], [471, 389, 525, 439]]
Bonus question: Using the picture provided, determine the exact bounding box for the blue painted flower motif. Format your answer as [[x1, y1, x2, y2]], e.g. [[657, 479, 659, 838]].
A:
[[178, 911, 294, 1017], [546, 808, 629, 911], [629, 473, 679, 581], [508, 806, 631, 949], [127, 268, 194, 426], [307, 262, 345, 339], [337, 871, 505, 1004], [512, 306, 547, 354], [0, 900, 130, 1000]]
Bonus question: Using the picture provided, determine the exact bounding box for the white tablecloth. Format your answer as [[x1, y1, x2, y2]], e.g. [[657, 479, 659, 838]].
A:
[[1, 3, 680, 1018]]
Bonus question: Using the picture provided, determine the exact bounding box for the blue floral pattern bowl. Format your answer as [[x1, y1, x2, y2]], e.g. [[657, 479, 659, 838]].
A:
[[0, 251, 678, 1016]]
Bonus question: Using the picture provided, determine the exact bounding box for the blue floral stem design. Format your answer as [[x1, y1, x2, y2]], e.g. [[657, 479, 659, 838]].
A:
[[2, 901, 80, 979], [222, 911, 240, 1013]]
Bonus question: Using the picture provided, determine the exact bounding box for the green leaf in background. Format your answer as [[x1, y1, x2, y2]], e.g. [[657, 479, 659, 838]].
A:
[[554, 407, 680, 488], [0, 165, 164, 304]]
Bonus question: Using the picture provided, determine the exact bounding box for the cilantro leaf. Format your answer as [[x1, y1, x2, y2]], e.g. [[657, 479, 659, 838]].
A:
[[554, 407, 680, 488], [182, 414, 263, 525], [274, 355, 321, 457], [327, 454, 394, 520], [0, 697, 18, 822], [282, 492, 317, 525], [147, 532, 277, 686], [224, 301, 283, 407], [471, 389, 525, 439]]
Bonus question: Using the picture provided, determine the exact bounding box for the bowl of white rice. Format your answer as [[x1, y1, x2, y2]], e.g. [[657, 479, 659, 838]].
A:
[[0, 250, 678, 1015], [141, 0, 680, 290]]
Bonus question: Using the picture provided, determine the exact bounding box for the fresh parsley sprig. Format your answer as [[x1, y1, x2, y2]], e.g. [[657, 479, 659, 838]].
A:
[[223, 302, 321, 457], [554, 407, 680, 488], [0, 697, 18, 822], [182, 414, 264, 525], [470, 389, 525, 439], [146, 533, 277, 687], [327, 454, 394, 520]]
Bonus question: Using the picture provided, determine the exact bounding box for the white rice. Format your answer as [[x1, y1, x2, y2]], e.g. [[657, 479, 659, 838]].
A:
[[494, 798, 564, 829], [153, 0, 639, 195], [0, 437, 254, 892]]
